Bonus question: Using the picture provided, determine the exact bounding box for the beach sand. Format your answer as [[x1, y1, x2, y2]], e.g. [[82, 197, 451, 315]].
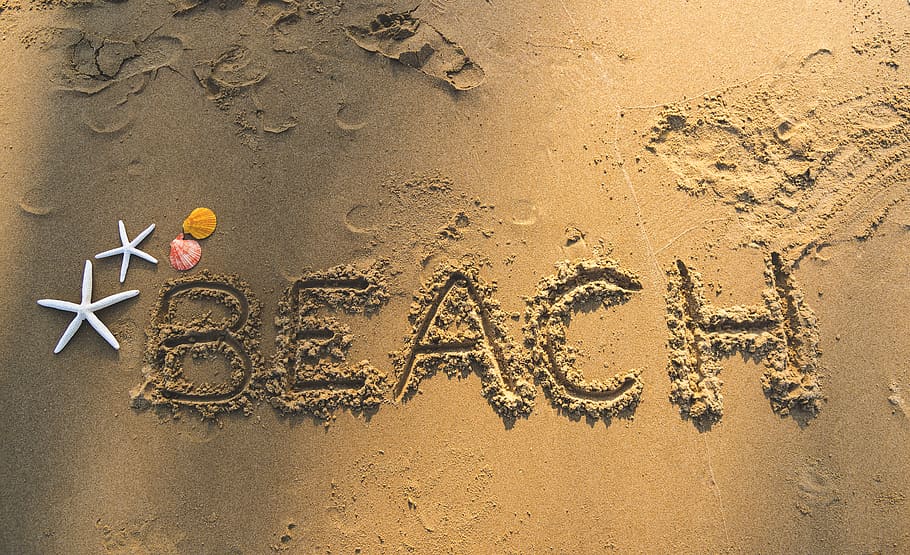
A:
[[1, 0, 908, 552]]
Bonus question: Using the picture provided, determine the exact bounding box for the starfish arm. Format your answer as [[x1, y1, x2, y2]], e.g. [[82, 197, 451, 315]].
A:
[[118, 220, 128, 245], [37, 299, 81, 312], [95, 246, 125, 259], [53, 313, 85, 354], [89, 289, 139, 311], [119, 252, 131, 283], [132, 223, 156, 245], [132, 248, 158, 264], [85, 312, 119, 350], [81, 260, 93, 305]]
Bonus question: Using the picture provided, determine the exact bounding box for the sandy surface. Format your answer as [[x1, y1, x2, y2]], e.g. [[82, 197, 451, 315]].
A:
[[1, 0, 909, 552]]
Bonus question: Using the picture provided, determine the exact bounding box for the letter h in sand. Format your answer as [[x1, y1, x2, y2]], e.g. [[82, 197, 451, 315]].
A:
[[666, 253, 822, 428]]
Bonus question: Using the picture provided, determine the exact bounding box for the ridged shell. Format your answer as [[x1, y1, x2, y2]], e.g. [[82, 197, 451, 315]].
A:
[[169, 233, 202, 271], [182, 207, 217, 239]]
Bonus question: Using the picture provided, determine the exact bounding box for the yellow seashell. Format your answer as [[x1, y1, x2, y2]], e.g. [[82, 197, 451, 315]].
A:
[[183, 207, 217, 239]]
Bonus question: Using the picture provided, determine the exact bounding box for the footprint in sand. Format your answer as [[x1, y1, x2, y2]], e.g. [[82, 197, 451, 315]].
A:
[[335, 101, 370, 131], [127, 159, 144, 178], [167, 0, 243, 16], [194, 45, 299, 137], [62, 33, 183, 90], [78, 73, 149, 134], [508, 198, 539, 226], [54, 31, 183, 133], [252, 87, 299, 134], [345, 8, 485, 91], [796, 464, 839, 514], [17, 186, 56, 216], [344, 203, 380, 233], [193, 45, 269, 99]]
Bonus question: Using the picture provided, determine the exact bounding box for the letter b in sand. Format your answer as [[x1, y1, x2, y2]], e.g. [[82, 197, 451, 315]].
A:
[[131, 272, 264, 417]]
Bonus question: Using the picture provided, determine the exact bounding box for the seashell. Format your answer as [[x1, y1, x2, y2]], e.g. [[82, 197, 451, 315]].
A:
[[182, 207, 217, 239], [169, 233, 202, 271]]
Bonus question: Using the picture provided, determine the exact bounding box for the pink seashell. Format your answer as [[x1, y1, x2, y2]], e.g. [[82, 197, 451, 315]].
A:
[[169, 233, 202, 271]]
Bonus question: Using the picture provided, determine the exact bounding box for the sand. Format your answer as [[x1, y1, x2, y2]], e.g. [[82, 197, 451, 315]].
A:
[[1, 0, 909, 552]]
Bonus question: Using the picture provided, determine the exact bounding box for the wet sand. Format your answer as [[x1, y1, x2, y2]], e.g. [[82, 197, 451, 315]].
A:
[[1, 0, 909, 552]]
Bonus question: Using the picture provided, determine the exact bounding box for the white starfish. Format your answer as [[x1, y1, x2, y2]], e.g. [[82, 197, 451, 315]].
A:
[[95, 220, 157, 283], [37, 260, 140, 353]]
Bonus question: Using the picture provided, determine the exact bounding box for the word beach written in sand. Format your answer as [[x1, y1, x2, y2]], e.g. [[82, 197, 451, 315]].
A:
[[131, 255, 822, 428]]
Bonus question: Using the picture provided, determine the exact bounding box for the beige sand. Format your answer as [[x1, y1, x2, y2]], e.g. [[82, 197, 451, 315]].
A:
[[2, 0, 909, 552]]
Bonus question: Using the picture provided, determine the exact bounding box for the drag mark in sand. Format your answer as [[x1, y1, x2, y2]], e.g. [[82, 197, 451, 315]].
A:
[[645, 51, 910, 256], [666, 255, 822, 427], [391, 262, 536, 417], [524, 259, 644, 419], [131, 272, 266, 417], [269, 262, 390, 418]]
